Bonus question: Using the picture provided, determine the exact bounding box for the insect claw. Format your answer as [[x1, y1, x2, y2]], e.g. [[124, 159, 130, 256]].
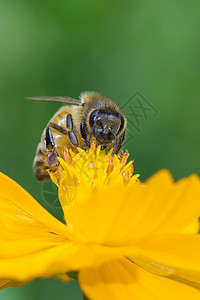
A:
[[47, 151, 59, 170]]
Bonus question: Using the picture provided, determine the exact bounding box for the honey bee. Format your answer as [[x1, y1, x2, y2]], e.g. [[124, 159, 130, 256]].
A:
[[28, 92, 127, 181]]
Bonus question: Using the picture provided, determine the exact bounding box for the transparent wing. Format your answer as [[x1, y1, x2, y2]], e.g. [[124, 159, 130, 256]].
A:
[[25, 96, 81, 106]]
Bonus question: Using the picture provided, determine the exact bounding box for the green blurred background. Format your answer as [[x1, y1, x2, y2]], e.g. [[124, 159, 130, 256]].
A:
[[0, 0, 200, 299]]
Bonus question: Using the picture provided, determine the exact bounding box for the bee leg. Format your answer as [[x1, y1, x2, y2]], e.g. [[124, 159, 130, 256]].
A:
[[44, 125, 59, 170], [80, 121, 95, 146], [48, 119, 79, 147], [112, 137, 118, 156], [45, 121, 78, 168], [49, 121, 78, 146], [44, 124, 55, 151], [86, 122, 96, 145], [110, 130, 118, 156], [115, 132, 125, 155], [66, 114, 73, 130], [80, 122, 88, 144], [66, 115, 79, 146], [48, 122, 68, 136]]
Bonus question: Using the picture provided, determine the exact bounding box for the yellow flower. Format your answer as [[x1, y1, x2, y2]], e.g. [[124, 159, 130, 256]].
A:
[[0, 145, 200, 299]]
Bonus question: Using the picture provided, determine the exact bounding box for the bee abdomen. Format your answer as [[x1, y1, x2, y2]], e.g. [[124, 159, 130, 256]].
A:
[[33, 147, 50, 181]]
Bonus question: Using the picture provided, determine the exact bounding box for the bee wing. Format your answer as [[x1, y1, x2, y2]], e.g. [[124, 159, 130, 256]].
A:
[[26, 96, 81, 106]]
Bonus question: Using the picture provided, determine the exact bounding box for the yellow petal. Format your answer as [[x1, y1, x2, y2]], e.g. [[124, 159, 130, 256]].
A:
[[0, 239, 137, 282], [0, 242, 81, 282], [0, 279, 29, 290], [0, 172, 78, 286], [51, 147, 138, 219], [133, 233, 200, 287], [79, 258, 200, 300], [0, 172, 137, 285], [181, 219, 200, 234], [0, 172, 73, 240], [56, 273, 71, 282], [64, 170, 200, 245]]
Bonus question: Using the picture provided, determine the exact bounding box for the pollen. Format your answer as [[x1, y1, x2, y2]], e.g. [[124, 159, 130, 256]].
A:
[[50, 139, 139, 206]]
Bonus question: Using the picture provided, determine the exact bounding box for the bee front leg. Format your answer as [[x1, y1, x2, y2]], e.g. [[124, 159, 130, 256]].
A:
[[44, 124, 60, 170], [81, 122, 96, 146], [66, 114, 79, 146], [80, 121, 88, 144], [115, 131, 125, 155], [110, 131, 125, 156], [110, 130, 118, 156], [112, 137, 118, 156], [45, 120, 79, 170], [48, 120, 79, 147]]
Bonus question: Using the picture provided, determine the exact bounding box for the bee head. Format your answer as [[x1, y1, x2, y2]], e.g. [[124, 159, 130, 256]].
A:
[[89, 109, 124, 147]]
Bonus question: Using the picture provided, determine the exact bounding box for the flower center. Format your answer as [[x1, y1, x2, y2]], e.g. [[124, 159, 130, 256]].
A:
[[50, 139, 139, 207]]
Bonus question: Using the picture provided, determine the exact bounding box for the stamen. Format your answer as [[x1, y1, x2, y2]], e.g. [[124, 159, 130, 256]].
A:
[[56, 166, 62, 183], [123, 172, 130, 184], [131, 163, 134, 174], [62, 147, 73, 165], [121, 150, 129, 166], [50, 143, 140, 201], [72, 145, 79, 154], [90, 138, 97, 151], [107, 157, 114, 175]]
